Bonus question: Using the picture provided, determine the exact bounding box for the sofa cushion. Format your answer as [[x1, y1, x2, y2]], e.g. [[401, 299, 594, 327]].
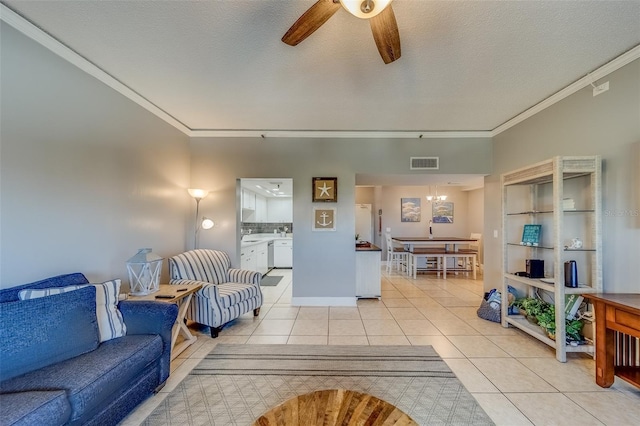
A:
[[217, 282, 261, 308], [0, 390, 71, 426], [0, 286, 99, 381], [90, 280, 127, 342], [0, 273, 89, 303], [0, 334, 163, 424], [18, 280, 127, 343]]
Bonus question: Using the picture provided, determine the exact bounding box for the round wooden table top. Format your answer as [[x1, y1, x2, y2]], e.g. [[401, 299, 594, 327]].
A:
[[253, 389, 418, 426]]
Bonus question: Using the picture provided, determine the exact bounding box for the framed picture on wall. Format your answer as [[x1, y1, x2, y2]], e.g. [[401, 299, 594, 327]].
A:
[[401, 198, 421, 222], [313, 207, 336, 231], [432, 201, 454, 223], [312, 177, 337, 202]]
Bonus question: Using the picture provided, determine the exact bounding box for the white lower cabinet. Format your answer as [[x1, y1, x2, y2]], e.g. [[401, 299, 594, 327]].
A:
[[256, 242, 268, 275], [274, 239, 293, 268], [240, 246, 257, 272], [356, 248, 381, 298]]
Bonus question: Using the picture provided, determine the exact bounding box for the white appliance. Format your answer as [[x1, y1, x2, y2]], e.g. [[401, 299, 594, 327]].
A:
[[274, 239, 293, 268], [355, 204, 373, 242]]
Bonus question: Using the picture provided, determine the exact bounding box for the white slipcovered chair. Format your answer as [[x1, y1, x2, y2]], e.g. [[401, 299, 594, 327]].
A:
[[385, 233, 408, 274], [168, 249, 263, 338]]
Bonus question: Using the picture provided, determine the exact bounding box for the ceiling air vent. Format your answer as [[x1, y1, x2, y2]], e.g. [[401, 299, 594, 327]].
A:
[[410, 157, 439, 170]]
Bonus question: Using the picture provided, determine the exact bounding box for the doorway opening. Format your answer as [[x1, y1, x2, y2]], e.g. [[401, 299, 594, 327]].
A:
[[238, 178, 293, 278]]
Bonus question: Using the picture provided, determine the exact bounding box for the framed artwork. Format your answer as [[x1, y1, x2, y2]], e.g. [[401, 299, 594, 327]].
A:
[[312, 177, 337, 202], [432, 201, 454, 223], [401, 198, 421, 222], [313, 207, 336, 231]]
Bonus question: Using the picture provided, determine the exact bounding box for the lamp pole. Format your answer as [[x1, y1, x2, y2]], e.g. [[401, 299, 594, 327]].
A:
[[188, 188, 209, 250]]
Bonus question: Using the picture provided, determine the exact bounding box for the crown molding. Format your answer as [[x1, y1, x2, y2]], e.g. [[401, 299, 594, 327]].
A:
[[0, 4, 191, 135], [187, 129, 492, 139], [491, 44, 640, 137], [3, 3, 638, 140]]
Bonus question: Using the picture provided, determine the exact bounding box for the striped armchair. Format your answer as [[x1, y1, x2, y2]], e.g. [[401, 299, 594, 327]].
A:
[[168, 249, 263, 338]]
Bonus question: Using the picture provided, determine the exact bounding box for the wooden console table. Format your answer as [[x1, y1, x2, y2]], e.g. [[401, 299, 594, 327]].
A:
[[583, 293, 640, 388]]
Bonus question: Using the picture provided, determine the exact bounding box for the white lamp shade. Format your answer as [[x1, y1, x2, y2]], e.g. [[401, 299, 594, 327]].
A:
[[188, 188, 209, 199], [126, 248, 163, 295], [201, 218, 215, 230], [341, 0, 393, 19]]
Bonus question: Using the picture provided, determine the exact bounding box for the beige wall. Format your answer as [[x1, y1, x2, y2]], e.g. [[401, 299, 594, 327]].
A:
[[485, 59, 640, 293], [0, 25, 191, 288]]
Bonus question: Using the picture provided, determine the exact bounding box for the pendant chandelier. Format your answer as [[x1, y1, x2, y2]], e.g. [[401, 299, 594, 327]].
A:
[[426, 186, 447, 202]]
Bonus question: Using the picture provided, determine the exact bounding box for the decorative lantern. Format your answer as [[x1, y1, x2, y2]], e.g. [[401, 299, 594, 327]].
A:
[[126, 248, 163, 295]]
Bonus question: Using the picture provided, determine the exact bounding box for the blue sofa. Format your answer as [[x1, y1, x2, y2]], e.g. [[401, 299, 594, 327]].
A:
[[0, 273, 178, 426]]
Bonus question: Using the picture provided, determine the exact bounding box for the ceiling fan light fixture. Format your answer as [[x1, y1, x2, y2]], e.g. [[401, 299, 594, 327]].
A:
[[341, 0, 393, 19]]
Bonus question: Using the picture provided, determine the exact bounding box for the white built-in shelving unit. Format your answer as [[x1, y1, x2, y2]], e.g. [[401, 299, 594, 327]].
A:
[[501, 156, 602, 362]]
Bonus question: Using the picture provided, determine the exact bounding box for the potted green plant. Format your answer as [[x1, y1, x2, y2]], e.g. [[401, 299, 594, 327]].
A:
[[536, 304, 556, 339], [516, 297, 548, 324], [565, 319, 583, 342]]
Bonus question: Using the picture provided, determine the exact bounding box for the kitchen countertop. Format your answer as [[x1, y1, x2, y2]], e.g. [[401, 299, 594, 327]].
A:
[[355, 243, 381, 252], [240, 234, 292, 248]]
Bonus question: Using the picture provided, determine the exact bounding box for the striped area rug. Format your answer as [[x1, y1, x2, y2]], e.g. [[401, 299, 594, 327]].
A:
[[142, 344, 494, 425]]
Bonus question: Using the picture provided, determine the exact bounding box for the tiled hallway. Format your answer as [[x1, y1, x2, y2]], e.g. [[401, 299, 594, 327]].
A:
[[123, 268, 640, 425]]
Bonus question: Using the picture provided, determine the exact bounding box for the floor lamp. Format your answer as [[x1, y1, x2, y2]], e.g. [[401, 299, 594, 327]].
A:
[[188, 188, 209, 249]]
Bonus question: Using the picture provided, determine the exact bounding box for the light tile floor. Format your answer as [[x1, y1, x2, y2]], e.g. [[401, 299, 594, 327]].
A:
[[121, 268, 640, 426]]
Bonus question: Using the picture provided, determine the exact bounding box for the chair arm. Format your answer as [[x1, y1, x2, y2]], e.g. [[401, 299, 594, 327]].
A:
[[228, 269, 261, 285], [170, 279, 219, 300], [118, 300, 178, 383]]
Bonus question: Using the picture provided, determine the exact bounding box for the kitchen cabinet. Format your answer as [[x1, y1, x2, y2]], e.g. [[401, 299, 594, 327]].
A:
[[242, 189, 255, 211], [240, 245, 257, 272], [502, 155, 602, 362], [267, 198, 293, 222], [356, 245, 382, 298], [255, 194, 268, 223], [256, 242, 269, 275], [274, 239, 293, 268]]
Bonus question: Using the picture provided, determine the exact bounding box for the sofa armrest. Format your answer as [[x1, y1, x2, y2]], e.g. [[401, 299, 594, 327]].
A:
[[118, 300, 178, 384], [228, 269, 261, 285]]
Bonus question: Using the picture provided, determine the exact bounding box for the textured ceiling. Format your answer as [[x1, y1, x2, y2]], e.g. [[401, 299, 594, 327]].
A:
[[3, 0, 640, 133]]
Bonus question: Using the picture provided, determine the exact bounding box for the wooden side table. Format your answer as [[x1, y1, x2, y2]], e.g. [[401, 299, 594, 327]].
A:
[[583, 293, 640, 388], [127, 284, 202, 360]]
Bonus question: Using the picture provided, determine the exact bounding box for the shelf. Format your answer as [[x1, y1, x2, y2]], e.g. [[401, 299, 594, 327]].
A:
[[507, 210, 553, 215], [503, 273, 599, 294], [505, 317, 594, 353], [505, 316, 555, 345], [502, 156, 602, 363], [507, 243, 554, 250], [506, 209, 594, 215]]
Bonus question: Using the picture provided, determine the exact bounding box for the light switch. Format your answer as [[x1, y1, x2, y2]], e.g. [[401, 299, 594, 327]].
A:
[[493, 230, 498, 238]]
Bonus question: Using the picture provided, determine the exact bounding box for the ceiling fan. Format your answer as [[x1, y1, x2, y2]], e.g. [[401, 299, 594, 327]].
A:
[[282, 0, 401, 64]]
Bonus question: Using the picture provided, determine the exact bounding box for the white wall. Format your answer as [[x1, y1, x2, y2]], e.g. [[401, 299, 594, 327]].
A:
[[0, 25, 191, 288], [467, 188, 485, 264], [485, 58, 640, 293], [190, 137, 492, 302]]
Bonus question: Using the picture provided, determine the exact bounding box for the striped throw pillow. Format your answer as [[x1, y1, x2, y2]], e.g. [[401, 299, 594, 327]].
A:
[[18, 279, 127, 342]]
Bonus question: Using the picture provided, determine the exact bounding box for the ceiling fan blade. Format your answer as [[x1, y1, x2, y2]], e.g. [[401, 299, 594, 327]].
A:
[[369, 4, 401, 64], [282, 0, 341, 46]]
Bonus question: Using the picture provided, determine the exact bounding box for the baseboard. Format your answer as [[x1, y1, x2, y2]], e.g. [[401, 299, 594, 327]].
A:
[[291, 297, 357, 307]]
